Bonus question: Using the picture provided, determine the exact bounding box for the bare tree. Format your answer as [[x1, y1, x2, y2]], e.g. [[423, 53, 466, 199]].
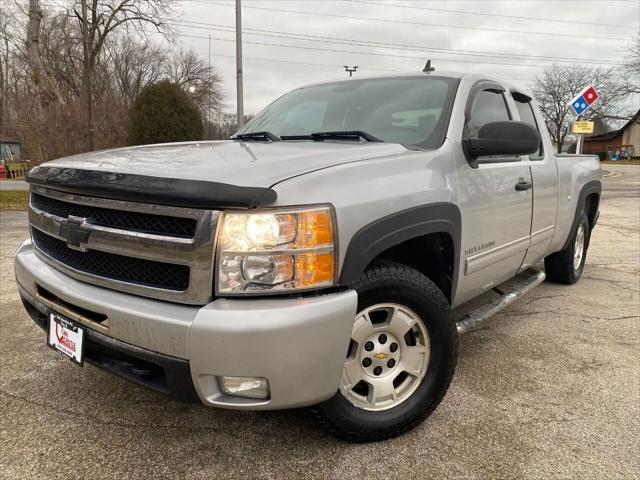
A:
[[208, 112, 253, 140], [0, 7, 14, 127], [108, 37, 166, 106], [38, 14, 83, 97], [4, 3, 227, 164], [615, 33, 640, 128], [25, 0, 43, 86], [70, 0, 175, 149], [164, 47, 224, 128], [620, 33, 640, 97], [25, 0, 63, 105], [533, 64, 622, 153], [208, 112, 238, 140]]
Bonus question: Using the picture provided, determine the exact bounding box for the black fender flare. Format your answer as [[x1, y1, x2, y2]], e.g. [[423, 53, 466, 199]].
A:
[[338, 203, 461, 299], [561, 180, 601, 252]]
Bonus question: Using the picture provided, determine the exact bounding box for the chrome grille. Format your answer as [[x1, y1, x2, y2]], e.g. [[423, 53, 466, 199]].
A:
[[31, 192, 197, 238], [32, 229, 191, 291], [28, 185, 219, 304]]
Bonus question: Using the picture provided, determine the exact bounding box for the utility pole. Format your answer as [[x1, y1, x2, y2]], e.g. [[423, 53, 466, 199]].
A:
[[80, 0, 94, 150], [235, 0, 244, 128], [208, 33, 212, 140], [343, 65, 358, 77]]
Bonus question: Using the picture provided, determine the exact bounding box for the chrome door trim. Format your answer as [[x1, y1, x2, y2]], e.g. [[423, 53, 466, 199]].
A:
[[465, 234, 531, 275]]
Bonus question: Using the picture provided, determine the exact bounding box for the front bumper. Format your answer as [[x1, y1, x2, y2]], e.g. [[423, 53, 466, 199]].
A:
[[15, 240, 358, 409]]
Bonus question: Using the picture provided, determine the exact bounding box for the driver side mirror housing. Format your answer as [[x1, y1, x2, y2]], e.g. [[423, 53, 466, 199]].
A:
[[464, 121, 541, 166]]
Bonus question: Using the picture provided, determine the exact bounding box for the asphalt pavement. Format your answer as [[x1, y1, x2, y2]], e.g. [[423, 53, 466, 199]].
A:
[[0, 165, 638, 479]]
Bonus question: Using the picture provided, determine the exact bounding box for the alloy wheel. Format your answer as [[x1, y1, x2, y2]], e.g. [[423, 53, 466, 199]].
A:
[[339, 303, 430, 412]]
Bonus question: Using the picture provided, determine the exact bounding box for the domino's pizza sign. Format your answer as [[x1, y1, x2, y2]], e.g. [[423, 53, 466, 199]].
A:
[[569, 86, 599, 116]]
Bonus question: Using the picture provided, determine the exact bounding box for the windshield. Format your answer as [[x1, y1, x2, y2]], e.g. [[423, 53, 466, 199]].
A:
[[236, 76, 459, 148]]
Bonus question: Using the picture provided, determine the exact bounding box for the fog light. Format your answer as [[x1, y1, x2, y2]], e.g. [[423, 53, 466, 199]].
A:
[[219, 376, 270, 399]]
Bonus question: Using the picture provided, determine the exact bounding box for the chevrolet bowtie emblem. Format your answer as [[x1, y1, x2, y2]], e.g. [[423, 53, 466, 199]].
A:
[[59, 215, 92, 251], [374, 353, 387, 360]]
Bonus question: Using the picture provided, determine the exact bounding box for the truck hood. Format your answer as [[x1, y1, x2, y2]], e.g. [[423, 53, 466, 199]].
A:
[[39, 140, 408, 187], [27, 140, 408, 209]]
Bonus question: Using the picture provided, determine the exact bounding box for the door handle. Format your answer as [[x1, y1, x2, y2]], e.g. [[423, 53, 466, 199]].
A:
[[515, 180, 533, 191]]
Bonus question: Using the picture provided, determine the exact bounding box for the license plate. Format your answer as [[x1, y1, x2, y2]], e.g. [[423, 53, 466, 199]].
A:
[[48, 312, 85, 366]]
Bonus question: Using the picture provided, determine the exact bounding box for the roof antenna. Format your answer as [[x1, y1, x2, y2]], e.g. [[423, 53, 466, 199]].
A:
[[423, 60, 435, 73]]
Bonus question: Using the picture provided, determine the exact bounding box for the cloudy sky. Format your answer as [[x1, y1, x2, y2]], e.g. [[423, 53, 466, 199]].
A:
[[165, 0, 638, 115]]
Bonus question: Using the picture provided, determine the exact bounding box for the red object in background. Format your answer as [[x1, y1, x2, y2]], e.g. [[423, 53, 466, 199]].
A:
[[0, 165, 7, 179], [582, 86, 599, 105]]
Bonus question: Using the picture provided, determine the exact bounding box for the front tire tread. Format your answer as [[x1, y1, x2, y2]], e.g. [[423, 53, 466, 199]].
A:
[[311, 261, 457, 443]]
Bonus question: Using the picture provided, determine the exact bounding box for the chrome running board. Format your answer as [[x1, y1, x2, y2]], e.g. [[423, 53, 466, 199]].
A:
[[456, 268, 546, 335]]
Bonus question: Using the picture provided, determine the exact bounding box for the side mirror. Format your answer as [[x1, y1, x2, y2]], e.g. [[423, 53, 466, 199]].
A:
[[464, 121, 540, 160]]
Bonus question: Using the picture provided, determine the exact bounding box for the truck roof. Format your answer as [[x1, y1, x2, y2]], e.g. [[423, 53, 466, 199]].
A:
[[299, 71, 532, 97]]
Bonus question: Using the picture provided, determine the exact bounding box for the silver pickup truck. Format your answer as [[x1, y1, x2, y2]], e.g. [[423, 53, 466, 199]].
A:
[[15, 71, 601, 442]]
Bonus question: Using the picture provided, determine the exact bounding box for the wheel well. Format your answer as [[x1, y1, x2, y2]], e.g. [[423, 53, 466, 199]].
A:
[[584, 193, 600, 230], [369, 233, 454, 302]]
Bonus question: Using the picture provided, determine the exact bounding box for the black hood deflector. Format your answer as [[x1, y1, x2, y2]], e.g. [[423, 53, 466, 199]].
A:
[[26, 166, 277, 209]]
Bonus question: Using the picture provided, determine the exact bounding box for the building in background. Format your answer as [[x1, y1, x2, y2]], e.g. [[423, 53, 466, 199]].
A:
[[0, 137, 21, 164], [583, 110, 640, 160], [0, 137, 28, 179]]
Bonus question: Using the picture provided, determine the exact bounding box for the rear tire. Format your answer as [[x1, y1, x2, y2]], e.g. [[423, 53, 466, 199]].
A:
[[545, 212, 590, 284], [311, 261, 457, 443]]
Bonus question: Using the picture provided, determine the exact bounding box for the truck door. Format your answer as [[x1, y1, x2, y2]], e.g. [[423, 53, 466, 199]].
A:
[[455, 82, 533, 303], [511, 91, 559, 270]]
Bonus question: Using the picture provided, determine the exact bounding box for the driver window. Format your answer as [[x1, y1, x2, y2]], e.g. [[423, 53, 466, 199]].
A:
[[512, 93, 544, 160], [466, 89, 511, 139]]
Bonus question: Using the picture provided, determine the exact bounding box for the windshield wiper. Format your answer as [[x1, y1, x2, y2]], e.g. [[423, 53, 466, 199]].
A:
[[309, 130, 383, 142], [279, 130, 384, 142], [232, 131, 281, 142]]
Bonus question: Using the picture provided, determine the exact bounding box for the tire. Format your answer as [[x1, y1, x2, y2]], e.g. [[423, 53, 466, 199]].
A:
[[311, 261, 458, 443], [545, 212, 590, 285]]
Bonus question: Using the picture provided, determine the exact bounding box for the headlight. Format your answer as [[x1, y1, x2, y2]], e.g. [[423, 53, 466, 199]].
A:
[[216, 206, 336, 294]]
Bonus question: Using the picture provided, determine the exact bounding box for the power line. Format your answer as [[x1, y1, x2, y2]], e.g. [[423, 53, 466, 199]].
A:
[[178, 0, 629, 41], [173, 27, 624, 70], [220, 53, 388, 72], [205, 49, 534, 83], [202, 35, 563, 68], [175, 19, 626, 65], [170, 33, 401, 73], [16, 0, 638, 45], [348, 0, 639, 29], [154, 31, 537, 83]]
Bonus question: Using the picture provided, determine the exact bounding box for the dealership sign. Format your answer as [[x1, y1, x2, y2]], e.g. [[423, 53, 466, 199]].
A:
[[569, 86, 599, 116]]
